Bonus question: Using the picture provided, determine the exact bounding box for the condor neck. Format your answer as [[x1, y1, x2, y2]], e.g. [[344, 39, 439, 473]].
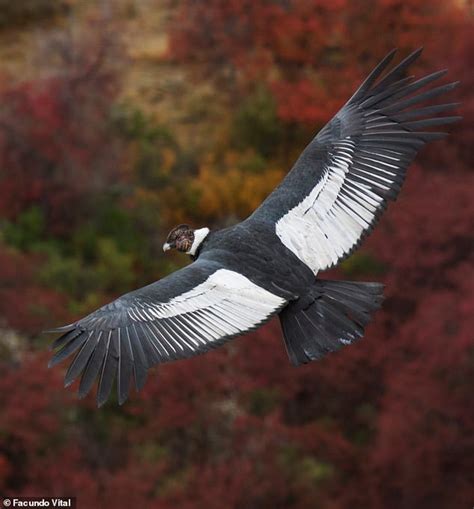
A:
[[187, 227, 210, 256]]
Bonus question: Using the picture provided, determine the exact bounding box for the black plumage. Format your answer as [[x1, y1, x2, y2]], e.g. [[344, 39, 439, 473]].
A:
[[47, 48, 460, 406]]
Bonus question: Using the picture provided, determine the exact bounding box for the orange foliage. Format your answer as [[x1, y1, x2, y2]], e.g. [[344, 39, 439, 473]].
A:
[[196, 156, 284, 221]]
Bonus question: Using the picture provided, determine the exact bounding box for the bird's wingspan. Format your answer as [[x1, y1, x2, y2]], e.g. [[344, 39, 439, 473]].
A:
[[249, 48, 460, 275], [48, 259, 286, 406]]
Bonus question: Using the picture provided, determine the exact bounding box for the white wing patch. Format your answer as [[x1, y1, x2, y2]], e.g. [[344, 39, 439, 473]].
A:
[[126, 269, 285, 353], [275, 138, 387, 274]]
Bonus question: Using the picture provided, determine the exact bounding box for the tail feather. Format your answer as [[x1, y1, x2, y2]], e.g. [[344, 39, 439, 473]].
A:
[[279, 279, 384, 366]]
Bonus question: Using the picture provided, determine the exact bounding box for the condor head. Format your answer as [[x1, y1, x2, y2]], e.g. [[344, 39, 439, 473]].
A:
[[163, 225, 210, 256]]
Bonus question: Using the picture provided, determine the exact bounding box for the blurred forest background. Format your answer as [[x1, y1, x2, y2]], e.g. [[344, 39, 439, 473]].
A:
[[0, 1, 472, 508]]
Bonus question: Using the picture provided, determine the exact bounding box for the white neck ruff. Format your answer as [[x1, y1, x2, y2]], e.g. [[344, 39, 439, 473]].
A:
[[187, 227, 210, 256]]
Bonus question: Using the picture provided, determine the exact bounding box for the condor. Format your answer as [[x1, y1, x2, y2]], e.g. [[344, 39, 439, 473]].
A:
[[48, 48, 460, 406]]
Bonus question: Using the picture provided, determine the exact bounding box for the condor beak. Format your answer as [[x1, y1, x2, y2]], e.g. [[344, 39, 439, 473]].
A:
[[163, 243, 171, 252]]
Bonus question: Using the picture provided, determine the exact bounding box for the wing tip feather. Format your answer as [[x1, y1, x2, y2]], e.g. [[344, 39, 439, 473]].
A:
[[44, 323, 77, 334]]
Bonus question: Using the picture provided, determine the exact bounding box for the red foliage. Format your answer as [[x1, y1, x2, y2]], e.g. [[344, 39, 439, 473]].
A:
[[169, 0, 469, 126], [0, 29, 123, 236], [0, 245, 68, 333]]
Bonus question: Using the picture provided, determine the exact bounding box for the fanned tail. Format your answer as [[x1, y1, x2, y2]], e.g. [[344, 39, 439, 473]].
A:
[[279, 279, 384, 365]]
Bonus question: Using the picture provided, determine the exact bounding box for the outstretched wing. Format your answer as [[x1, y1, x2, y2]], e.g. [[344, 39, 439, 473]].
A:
[[250, 48, 460, 274], [48, 259, 286, 406]]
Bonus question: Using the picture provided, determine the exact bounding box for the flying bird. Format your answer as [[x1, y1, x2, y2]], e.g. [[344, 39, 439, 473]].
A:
[[47, 48, 460, 406]]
